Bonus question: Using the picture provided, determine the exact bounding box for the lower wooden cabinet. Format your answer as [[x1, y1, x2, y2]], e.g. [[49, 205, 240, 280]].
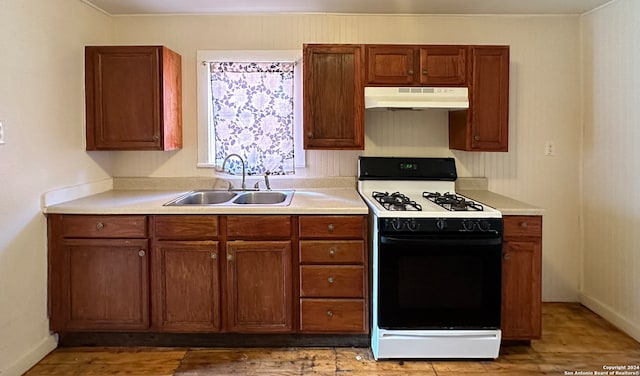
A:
[[47, 213, 368, 337], [151, 241, 220, 332], [48, 214, 150, 331], [501, 215, 542, 340], [226, 240, 293, 332]]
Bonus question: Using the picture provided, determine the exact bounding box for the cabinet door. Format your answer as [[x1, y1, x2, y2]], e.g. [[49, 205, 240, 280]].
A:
[[85, 46, 182, 151], [60, 238, 149, 331], [366, 46, 415, 85], [501, 240, 542, 340], [303, 44, 364, 150], [226, 241, 292, 332], [449, 46, 509, 151], [152, 241, 220, 332], [419, 46, 466, 85]]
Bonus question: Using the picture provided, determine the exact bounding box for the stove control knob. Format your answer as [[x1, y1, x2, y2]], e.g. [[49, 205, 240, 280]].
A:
[[436, 219, 446, 230], [478, 220, 491, 232], [462, 220, 477, 232], [405, 219, 419, 232]]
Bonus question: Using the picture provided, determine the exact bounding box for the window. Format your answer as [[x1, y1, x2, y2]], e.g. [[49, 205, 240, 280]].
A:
[[197, 50, 304, 175]]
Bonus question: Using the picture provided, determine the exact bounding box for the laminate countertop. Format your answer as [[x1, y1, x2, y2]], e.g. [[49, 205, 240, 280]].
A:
[[43, 188, 369, 215], [458, 189, 544, 216]]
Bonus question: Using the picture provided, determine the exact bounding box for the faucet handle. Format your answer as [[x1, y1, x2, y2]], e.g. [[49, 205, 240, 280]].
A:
[[263, 171, 271, 190]]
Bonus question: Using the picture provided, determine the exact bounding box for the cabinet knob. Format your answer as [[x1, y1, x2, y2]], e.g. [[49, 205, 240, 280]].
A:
[[328, 276, 335, 284], [96, 222, 104, 230], [138, 250, 146, 257], [422, 69, 428, 75], [503, 252, 511, 261], [307, 131, 313, 138], [327, 224, 335, 232], [327, 310, 334, 317], [408, 70, 414, 75], [521, 222, 528, 229], [328, 247, 337, 256], [211, 252, 217, 259], [152, 135, 159, 141], [227, 253, 233, 261], [474, 135, 481, 141]]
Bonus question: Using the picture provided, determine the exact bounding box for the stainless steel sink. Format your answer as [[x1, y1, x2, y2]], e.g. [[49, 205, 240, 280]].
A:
[[164, 190, 237, 206], [164, 190, 294, 206], [232, 191, 294, 205]]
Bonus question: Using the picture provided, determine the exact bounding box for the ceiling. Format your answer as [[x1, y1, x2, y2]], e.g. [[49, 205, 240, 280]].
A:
[[84, 0, 614, 16]]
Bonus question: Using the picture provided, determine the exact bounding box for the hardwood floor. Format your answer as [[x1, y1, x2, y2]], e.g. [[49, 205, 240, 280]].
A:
[[25, 303, 640, 375]]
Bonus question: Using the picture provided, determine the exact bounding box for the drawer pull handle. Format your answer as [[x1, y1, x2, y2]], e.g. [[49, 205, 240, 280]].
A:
[[327, 310, 334, 317], [422, 69, 428, 75], [96, 222, 104, 230], [328, 276, 335, 284], [521, 222, 528, 229], [328, 247, 337, 256], [408, 69, 414, 75], [138, 250, 145, 257], [327, 224, 335, 232]]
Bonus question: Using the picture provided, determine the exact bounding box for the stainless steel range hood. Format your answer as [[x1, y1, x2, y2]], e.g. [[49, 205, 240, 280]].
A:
[[364, 87, 469, 110]]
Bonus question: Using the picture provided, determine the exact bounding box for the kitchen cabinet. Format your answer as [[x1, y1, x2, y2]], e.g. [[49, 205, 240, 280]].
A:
[[501, 215, 542, 340], [366, 45, 466, 86], [449, 46, 510, 151], [85, 46, 182, 151], [303, 44, 365, 150], [298, 216, 368, 333], [151, 216, 220, 332], [226, 216, 293, 332], [48, 215, 149, 331]]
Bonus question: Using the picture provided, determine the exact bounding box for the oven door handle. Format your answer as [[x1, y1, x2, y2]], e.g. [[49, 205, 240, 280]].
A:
[[380, 235, 502, 247]]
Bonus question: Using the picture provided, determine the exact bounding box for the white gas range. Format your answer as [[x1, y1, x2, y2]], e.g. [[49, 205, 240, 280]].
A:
[[358, 157, 503, 360]]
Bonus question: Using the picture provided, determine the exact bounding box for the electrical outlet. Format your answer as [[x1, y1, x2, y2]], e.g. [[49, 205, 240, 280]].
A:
[[0, 121, 5, 145], [545, 140, 555, 156]]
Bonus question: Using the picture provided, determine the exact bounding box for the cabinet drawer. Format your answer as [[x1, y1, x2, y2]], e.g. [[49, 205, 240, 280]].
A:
[[226, 215, 291, 239], [504, 216, 542, 239], [300, 299, 366, 333], [299, 216, 364, 239], [61, 215, 147, 238], [153, 215, 218, 239], [300, 266, 364, 298], [299, 240, 364, 264]]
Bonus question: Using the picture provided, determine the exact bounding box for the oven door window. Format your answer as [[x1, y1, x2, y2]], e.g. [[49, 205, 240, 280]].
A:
[[378, 235, 502, 330]]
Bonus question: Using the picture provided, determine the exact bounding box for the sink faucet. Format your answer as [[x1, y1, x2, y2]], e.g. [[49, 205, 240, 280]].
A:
[[221, 153, 246, 190]]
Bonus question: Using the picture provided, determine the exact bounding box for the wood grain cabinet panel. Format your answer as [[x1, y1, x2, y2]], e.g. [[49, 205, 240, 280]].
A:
[[153, 215, 218, 240], [299, 216, 365, 239], [226, 241, 293, 332], [366, 45, 415, 85], [300, 265, 364, 298], [303, 44, 364, 150], [85, 45, 182, 151], [61, 215, 147, 238], [61, 238, 150, 331], [299, 240, 365, 264], [227, 215, 291, 239], [449, 45, 509, 151], [501, 215, 542, 340], [300, 299, 366, 333], [151, 241, 220, 332]]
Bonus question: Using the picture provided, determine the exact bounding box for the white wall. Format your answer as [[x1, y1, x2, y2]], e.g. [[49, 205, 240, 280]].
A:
[[0, 1, 112, 375], [109, 14, 583, 302], [581, 0, 640, 341]]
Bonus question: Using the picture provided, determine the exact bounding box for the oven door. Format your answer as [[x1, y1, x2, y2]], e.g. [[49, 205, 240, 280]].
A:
[[378, 233, 502, 330]]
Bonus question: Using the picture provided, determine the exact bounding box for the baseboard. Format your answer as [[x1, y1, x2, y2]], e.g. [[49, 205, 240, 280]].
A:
[[2, 334, 57, 376], [580, 293, 640, 342]]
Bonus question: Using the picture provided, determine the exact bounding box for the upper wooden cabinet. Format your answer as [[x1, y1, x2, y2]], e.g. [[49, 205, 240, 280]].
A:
[[85, 46, 182, 151], [366, 45, 466, 86], [303, 44, 365, 150], [449, 46, 510, 151]]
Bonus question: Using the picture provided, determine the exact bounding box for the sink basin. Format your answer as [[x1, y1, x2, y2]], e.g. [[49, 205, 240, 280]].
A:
[[163, 190, 294, 206], [232, 191, 294, 205], [164, 190, 237, 206]]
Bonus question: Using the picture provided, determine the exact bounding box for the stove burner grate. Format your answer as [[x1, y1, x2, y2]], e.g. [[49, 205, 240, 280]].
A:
[[423, 192, 484, 211], [372, 191, 422, 211]]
